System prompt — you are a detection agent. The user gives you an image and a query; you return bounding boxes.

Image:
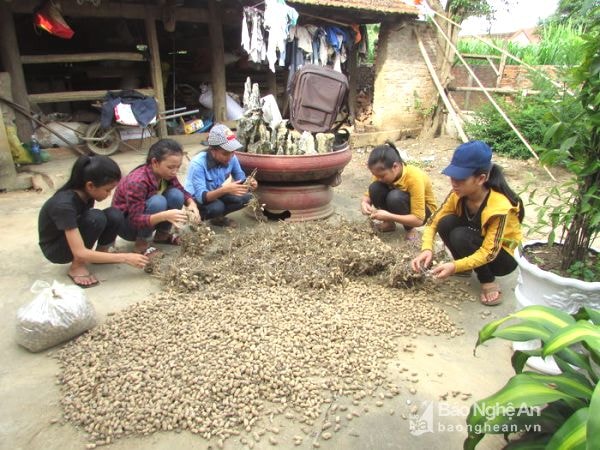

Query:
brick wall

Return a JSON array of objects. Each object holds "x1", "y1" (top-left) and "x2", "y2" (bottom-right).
[
  {"x1": 372, "y1": 21, "x2": 438, "y2": 130},
  {"x1": 450, "y1": 65, "x2": 558, "y2": 110}
]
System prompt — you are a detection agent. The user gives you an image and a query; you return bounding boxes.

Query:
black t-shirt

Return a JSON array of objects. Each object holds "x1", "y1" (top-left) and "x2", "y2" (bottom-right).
[
  {"x1": 38, "y1": 190, "x2": 92, "y2": 248},
  {"x1": 459, "y1": 191, "x2": 490, "y2": 232}
]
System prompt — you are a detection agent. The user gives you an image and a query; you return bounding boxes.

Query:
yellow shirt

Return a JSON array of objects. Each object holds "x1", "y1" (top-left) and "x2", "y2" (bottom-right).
[
  {"x1": 366, "y1": 164, "x2": 437, "y2": 221},
  {"x1": 421, "y1": 189, "x2": 522, "y2": 272}
]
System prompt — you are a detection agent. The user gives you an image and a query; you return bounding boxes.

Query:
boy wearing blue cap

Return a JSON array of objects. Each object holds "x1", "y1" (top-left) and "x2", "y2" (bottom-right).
[
  {"x1": 411, "y1": 141, "x2": 523, "y2": 305},
  {"x1": 185, "y1": 124, "x2": 257, "y2": 228}
]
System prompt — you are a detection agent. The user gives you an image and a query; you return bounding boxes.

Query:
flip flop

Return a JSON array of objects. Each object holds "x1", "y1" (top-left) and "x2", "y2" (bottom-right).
[
  {"x1": 480, "y1": 283, "x2": 502, "y2": 306},
  {"x1": 153, "y1": 234, "x2": 181, "y2": 245},
  {"x1": 68, "y1": 273, "x2": 99, "y2": 289}
]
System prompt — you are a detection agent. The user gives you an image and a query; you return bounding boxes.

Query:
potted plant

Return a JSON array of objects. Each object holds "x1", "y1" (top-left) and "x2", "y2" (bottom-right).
[
  {"x1": 464, "y1": 305, "x2": 600, "y2": 449},
  {"x1": 515, "y1": 14, "x2": 600, "y2": 316}
]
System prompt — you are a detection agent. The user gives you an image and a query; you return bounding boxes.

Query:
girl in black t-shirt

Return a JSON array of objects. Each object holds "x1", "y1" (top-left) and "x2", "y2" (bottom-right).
[{"x1": 38, "y1": 156, "x2": 149, "y2": 287}]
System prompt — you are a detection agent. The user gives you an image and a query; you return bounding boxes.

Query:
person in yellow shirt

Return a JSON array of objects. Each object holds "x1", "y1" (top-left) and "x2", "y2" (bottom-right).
[
  {"x1": 360, "y1": 142, "x2": 437, "y2": 241},
  {"x1": 411, "y1": 141, "x2": 523, "y2": 306}
]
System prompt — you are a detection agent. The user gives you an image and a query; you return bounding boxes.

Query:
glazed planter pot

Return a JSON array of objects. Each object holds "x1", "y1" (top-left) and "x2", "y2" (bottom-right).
[
  {"x1": 237, "y1": 145, "x2": 352, "y2": 221},
  {"x1": 513, "y1": 240, "x2": 600, "y2": 374},
  {"x1": 236, "y1": 145, "x2": 352, "y2": 183},
  {"x1": 253, "y1": 183, "x2": 334, "y2": 222}
]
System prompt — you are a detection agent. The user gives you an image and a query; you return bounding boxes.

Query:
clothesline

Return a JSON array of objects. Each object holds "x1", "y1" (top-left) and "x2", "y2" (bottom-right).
[{"x1": 299, "y1": 12, "x2": 352, "y2": 27}]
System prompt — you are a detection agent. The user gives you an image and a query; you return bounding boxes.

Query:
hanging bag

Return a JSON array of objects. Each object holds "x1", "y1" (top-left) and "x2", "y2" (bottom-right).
[{"x1": 289, "y1": 65, "x2": 348, "y2": 133}]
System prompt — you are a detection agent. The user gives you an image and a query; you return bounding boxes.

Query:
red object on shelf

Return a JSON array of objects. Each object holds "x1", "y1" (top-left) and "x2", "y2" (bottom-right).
[{"x1": 34, "y1": 1, "x2": 74, "y2": 39}]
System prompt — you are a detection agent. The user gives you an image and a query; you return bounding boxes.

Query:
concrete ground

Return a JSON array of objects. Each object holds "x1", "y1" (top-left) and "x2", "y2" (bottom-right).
[{"x1": 0, "y1": 143, "x2": 517, "y2": 450}]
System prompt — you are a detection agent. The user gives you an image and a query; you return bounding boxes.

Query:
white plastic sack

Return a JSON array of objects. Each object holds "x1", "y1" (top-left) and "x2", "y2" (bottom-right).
[
  {"x1": 15, "y1": 280, "x2": 97, "y2": 352},
  {"x1": 261, "y1": 94, "x2": 282, "y2": 130},
  {"x1": 114, "y1": 103, "x2": 157, "y2": 126},
  {"x1": 34, "y1": 122, "x2": 87, "y2": 147},
  {"x1": 198, "y1": 85, "x2": 244, "y2": 121}
]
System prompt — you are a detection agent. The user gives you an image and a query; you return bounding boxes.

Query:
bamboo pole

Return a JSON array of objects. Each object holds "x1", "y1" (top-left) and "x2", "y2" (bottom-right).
[
  {"x1": 429, "y1": 15, "x2": 556, "y2": 181},
  {"x1": 423, "y1": 1, "x2": 572, "y2": 95},
  {"x1": 21, "y1": 52, "x2": 146, "y2": 64},
  {"x1": 414, "y1": 31, "x2": 468, "y2": 143},
  {"x1": 450, "y1": 86, "x2": 540, "y2": 94}
]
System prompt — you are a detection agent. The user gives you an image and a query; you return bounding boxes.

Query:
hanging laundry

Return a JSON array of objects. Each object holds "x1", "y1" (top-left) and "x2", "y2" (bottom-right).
[
  {"x1": 241, "y1": 9, "x2": 251, "y2": 55},
  {"x1": 289, "y1": 25, "x2": 313, "y2": 56},
  {"x1": 244, "y1": 7, "x2": 266, "y2": 64},
  {"x1": 264, "y1": 0, "x2": 298, "y2": 72}
]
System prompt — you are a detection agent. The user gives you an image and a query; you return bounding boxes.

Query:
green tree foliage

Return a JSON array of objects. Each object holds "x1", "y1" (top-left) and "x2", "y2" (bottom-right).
[
  {"x1": 544, "y1": 0, "x2": 600, "y2": 32},
  {"x1": 538, "y1": 11, "x2": 600, "y2": 270}
]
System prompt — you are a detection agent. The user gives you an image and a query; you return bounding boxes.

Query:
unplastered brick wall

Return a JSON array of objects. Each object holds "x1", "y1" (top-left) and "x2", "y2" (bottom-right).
[
  {"x1": 451, "y1": 65, "x2": 558, "y2": 110},
  {"x1": 499, "y1": 65, "x2": 558, "y2": 89},
  {"x1": 372, "y1": 21, "x2": 438, "y2": 130}
]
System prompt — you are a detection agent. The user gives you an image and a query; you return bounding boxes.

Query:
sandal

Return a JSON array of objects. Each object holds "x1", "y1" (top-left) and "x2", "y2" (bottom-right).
[
  {"x1": 153, "y1": 233, "x2": 181, "y2": 246},
  {"x1": 480, "y1": 283, "x2": 502, "y2": 306},
  {"x1": 68, "y1": 273, "x2": 99, "y2": 289}
]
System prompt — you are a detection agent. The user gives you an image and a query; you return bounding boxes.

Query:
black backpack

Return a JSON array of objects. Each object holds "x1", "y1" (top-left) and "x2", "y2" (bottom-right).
[{"x1": 289, "y1": 65, "x2": 349, "y2": 133}]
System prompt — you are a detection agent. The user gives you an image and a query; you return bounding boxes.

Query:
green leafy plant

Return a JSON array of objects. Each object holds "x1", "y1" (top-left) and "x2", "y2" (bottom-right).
[
  {"x1": 528, "y1": 12, "x2": 600, "y2": 274},
  {"x1": 465, "y1": 305, "x2": 600, "y2": 449},
  {"x1": 457, "y1": 21, "x2": 586, "y2": 66},
  {"x1": 464, "y1": 90, "x2": 553, "y2": 159},
  {"x1": 464, "y1": 71, "x2": 560, "y2": 159}
]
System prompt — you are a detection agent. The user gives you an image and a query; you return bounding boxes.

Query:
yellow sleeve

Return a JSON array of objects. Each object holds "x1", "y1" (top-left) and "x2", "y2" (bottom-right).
[
  {"x1": 454, "y1": 215, "x2": 508, "y2": 272},
  {"x1": 406, "y1": 171, "x2": 427, "y2": 221},
  {"x1": 421, "y1": 192, "x2": 456, "y2": 252}
]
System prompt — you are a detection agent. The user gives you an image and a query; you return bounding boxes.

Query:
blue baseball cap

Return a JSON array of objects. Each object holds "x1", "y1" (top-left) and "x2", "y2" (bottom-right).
[{"x1": 442, "y1": 141, "x2": 492, "y2": 180}]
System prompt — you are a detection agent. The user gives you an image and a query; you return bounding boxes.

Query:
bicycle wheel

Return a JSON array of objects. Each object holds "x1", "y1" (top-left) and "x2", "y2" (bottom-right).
[{"x1": 84, "y1": 121, "x2": 120, "y2": 156}]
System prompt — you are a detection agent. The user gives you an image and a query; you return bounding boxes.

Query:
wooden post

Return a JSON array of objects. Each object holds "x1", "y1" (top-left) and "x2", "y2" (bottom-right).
[
  {"x1": 145, "y1": 13, "x2": 168, "y2": 138},
  {"x1": 415, "y1": 32, "x2": 468, "y2": 143},
  {"x1": 464, "y1": 73, "x2": 473, "y2": 110},
  {"x1": 0, "y1": 3, "x2": 33, "y2": 142},
  {"x1": 0, "y1": 107, "x2": 18, "y2": 191},
  {"x1": 347, "y1": 45, "x2": 358, "y2": 124},
  {"x1": 207, "y1": 0, "x2": 227, "y2": 123},
  {"x1": 497, "y1": 51, "x2": 507, "y2": 87}
]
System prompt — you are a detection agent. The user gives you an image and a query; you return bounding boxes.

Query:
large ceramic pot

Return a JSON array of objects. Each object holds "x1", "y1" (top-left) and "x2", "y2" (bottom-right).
[
  {"x1": 514, "y1": 240, "x2": 600, "y2": 313},
  {"x1": 236, "y1": 145, "x2": 352, "y2": 183},
  {"x1": 254, "y1": 183, "x2": 334, "y2": 222},
  {"x1": 513, "y1": 240, "x2": 600, "y2": 374}
]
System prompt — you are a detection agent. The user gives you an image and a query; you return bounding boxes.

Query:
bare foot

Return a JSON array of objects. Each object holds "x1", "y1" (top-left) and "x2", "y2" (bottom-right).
[{"x1": 405, "y1": 229, "x2": 419, "y2": 241}]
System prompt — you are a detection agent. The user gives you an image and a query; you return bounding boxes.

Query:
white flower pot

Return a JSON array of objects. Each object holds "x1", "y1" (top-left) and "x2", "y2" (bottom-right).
[{"x1": 513, "y1": 240, "x2": 600, "y2": 374}]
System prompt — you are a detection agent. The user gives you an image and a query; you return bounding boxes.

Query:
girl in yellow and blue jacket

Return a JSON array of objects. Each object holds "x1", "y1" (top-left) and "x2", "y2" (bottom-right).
[
  {"x1": 411, "y1": 141, "x2": 523, "y2": 306},
  {"x1": 361, "y1": 142, "x2": 437, "y2": 241}
]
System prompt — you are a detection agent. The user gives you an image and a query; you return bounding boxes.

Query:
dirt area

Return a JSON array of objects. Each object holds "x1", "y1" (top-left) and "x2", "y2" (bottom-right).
[{"x1": 0, "y1": 137, "x2": 563, "y2": 450}]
